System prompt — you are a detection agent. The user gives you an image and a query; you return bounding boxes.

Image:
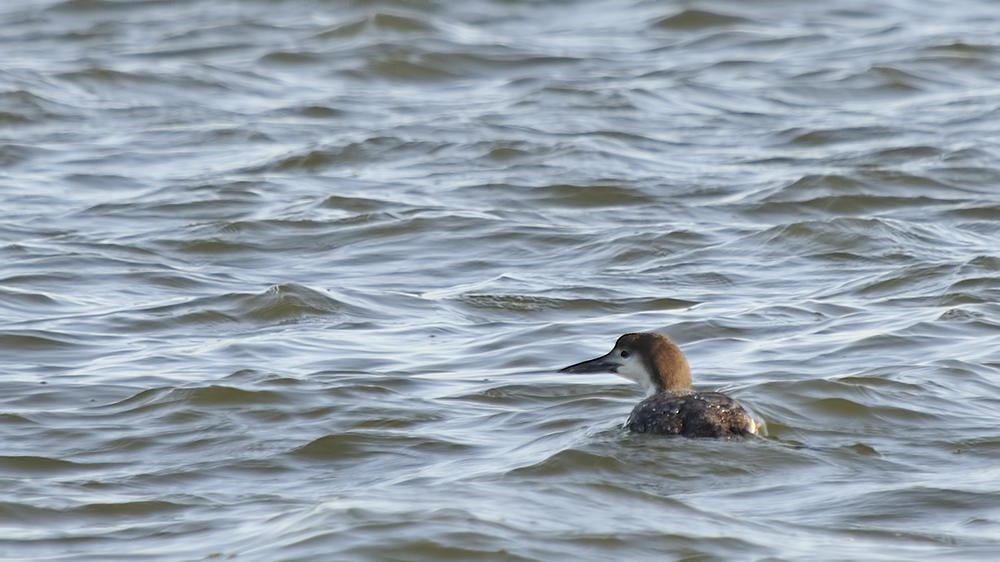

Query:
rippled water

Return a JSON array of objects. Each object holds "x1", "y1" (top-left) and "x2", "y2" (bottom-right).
[{"x1": 4, "y1": 0, "x2": 1000, "y2": 560}]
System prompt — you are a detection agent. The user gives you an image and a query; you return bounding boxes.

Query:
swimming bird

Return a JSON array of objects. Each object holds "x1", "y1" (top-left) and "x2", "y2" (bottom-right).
[{"x1": 559, "y1": 332, "x2": 757, "y2": 438}]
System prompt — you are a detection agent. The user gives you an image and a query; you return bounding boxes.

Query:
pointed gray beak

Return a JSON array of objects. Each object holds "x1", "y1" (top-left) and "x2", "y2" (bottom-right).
[{"x1": 559, "y1": 352, "x2": 620, "y2": 374}]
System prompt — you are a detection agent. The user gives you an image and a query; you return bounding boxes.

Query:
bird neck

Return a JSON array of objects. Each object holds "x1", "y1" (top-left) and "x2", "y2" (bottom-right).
[{"x1": 647, "y1": 340, "x2": 693, "y2": 393}]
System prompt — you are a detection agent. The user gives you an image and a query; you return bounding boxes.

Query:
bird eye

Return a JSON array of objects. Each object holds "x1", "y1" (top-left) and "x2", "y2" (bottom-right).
[{"x1": 620, "y1": 350, "x2": 630, "y2": 359}]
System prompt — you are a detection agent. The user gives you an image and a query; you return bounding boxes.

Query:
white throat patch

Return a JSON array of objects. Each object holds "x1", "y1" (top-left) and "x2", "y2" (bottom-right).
[{"x1": 613, "y1": 352, "x2": 658, "y2": 396}]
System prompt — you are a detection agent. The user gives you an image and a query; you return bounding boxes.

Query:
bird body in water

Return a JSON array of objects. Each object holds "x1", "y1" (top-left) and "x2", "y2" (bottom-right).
[{"x1": 559, "y1": 332, "x2": 757, "y2": 438}]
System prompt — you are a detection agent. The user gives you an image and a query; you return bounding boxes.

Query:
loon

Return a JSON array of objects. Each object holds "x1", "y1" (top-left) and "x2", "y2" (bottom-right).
[{"x1": 559, "y1": 332, "x2": 757, "y2": 438}]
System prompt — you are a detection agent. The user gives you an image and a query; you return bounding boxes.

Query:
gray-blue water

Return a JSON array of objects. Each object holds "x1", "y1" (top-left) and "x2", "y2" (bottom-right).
[{"x1": 3, "y1": 0, "x2": 1000, "y2": 560}]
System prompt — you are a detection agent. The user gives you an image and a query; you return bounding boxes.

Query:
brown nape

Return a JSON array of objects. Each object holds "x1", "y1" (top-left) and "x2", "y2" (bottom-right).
[{"x1": 617, "y1": 333, "x2": 693, "y2": 392}]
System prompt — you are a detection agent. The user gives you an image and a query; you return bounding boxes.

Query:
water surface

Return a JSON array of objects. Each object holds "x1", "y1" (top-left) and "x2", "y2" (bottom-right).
[{"x1": 3, "y1": 0, "x2": 1000, "y2": 560}]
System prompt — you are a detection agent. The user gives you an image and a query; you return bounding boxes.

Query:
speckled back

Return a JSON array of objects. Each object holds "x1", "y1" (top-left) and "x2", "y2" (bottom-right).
[{"x1": 625, "y1": 391, "x2": 756, "y2": 438}]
